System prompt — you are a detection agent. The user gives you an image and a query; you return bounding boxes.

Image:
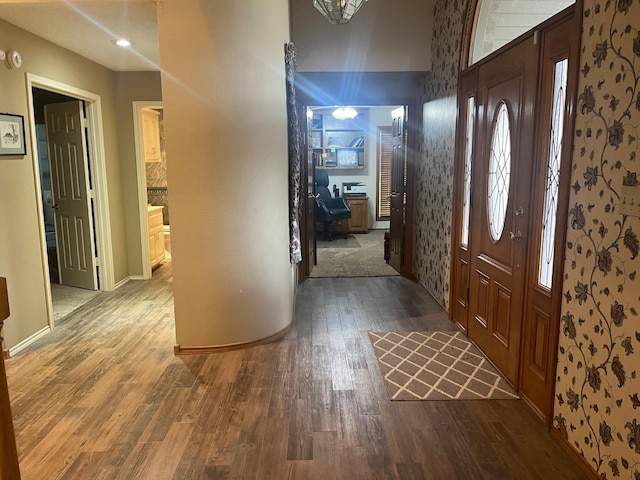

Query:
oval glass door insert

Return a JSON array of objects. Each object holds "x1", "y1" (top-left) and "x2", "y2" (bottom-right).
[{"x1": 487, "y1": 101, "x2": 511, "y2": 241}]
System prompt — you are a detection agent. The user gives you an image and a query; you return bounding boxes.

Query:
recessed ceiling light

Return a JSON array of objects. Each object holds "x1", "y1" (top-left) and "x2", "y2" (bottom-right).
[{"x1": 114, "y1": 39, "x2": 131, "y2": 47}]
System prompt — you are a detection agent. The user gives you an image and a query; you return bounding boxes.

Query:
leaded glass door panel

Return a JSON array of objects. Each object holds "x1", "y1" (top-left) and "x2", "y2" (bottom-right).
[{"x1": 468, "y1": 36, "x2": 538, "y2": 385}]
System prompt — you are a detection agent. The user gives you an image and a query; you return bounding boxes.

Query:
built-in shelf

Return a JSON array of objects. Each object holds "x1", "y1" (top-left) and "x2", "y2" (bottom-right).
[{"x1": 311, "y1": 112, "x2": 367, "y2": 169}]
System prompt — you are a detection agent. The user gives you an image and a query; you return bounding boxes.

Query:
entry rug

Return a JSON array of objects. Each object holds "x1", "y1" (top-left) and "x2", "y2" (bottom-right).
[{"x1": 368, "y1": 331, "x2": 519, "y2": 401}]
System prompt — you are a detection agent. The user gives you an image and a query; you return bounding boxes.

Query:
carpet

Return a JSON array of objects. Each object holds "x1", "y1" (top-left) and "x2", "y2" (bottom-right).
[
  {"x1": 317, "y1": 235, "x2": 361, "y2": 249},
  {"x1": 50, "y1": 283, "x2": 100, "y2": 322},
  {"x1": 311, "y1": 229, "x2": 399, "y2": 278},
  {"x1": 368, "y1": 331, "x2": 519, "y2": 401}
]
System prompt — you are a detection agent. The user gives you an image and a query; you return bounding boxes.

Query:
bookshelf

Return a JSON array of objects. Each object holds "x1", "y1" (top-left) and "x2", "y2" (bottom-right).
[{"x1": 311, "y1": 111, "x2": 366, "y2": 170}]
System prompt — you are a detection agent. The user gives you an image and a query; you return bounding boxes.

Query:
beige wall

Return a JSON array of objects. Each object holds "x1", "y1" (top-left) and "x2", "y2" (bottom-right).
[
  {"x1": 157, "y1": 0, "x2": 294, "y2": 348},
  {"x1": 0, "y1": 19, "x2": 146, "y2": 350},
  {"x1": 114, "y1": 71, "x2": 163, "y2": 276},
  {"x1": 291, "y1": 0, "x2": 434, "y2": 72}
]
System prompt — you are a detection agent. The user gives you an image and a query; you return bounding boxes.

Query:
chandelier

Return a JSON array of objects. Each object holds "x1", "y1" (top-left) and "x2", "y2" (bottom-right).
[
  {"x1": 332, "y1": 107, "x2": 358, "y2": 120},
  {"x1": 313, "y1": 0, "x2": 369, "y2": 25}
]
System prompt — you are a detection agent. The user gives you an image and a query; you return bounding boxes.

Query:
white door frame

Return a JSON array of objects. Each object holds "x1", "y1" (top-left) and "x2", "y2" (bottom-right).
[
  {"x1": 26, "y1": 73, "x2": 115, "y2": 328},
  {"x1": 132, "y1": 101, "x2": 163, "y2": 280}
]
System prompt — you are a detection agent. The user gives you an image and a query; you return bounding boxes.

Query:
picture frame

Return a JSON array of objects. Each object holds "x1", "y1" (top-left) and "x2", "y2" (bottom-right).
[
  {"x1": 0, "y1": 113, "x2": 27, "y2": 156},
  {"x1": 337, "y1": 149, "x2": 359, "y2": 167}
]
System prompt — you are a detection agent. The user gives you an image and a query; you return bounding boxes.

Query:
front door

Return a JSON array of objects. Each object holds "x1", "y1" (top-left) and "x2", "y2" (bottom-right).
[
  {"x1": 388, "y1": 107, "x2": 406, "y2": 273},
  {"x1": 467, "y1": 37, "x2": 538, "y2": 385},
  {"x1": 45, "y1": 101, "x2": 98, "y2": 291},
  {"x1": 456, "y1": 7, "x2": 578, "y2": 421}
]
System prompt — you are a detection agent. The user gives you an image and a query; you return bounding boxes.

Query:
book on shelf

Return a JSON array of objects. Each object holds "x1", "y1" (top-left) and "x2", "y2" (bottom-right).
[{"x1": 348, "y1": 136, "x2": 364, "y2": 148}]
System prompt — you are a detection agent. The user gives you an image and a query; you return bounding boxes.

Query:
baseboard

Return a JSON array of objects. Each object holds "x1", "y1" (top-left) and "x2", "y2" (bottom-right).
[
  {"x1": 550, "y1": 428, "x2": 599, "y2": 480},
  {"x1": 175, "y1": 322, "x2": 293, "y2": 355},
  {"x1": 126, "y1": 275, "x2": 145, "y2": 282},
  {"x1": 114, "y1": 276, "x2": 133, "y2": 289},
  {"x1": 8, "y1": 325, "x2": 51, "y2": 358}
]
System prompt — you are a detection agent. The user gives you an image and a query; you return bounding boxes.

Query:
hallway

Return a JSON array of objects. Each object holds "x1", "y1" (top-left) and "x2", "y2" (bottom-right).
[{"x1": 5, "y1": 264, "x2": 587, "y2": 479}]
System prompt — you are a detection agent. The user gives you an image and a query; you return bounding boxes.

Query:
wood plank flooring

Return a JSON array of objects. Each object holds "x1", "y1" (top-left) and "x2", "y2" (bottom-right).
[{"x1": 5, "y1": 263, "x2": 588, "y2": 479}]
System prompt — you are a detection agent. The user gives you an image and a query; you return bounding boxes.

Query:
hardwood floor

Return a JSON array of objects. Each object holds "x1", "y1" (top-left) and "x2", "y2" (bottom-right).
[{"x1": 5, "y1": 263, "x2": 588, "y2": 479}]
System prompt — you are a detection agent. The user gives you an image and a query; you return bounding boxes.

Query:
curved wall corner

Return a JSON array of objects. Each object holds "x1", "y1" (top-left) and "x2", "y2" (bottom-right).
[{"x1": 157, "y1": 0, "x2": 295, "y2": 349}]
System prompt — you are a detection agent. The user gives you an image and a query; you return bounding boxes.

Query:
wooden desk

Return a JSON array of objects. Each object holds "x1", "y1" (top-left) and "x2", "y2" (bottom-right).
[
  {"x1": 1, "y1": 277, "x2": 21, "y2": 479},
  {"x1": 346, "y1": 196, "x2": 368, "y2": 233}
]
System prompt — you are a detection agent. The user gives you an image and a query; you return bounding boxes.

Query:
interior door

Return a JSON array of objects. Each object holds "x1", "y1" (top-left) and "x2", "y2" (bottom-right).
[
  {"x1": 467, "y1": 37, "x2": 537, "y2": 385},
  {"x1": 388, "y1": 107, "x2": 406, "y2": 273},
  {"x1": 305, "y1": 110, "x2": 316, "y2": 277},
  {"x1": 45, "y1": 101, "x2": 98, "y2": 291}
]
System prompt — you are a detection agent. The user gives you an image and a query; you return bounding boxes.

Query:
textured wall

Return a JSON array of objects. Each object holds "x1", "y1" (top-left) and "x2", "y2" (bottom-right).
[
  {"x1": 553, "y1": 1, "x2": 640, "y2": 477},
  {"x1": 415, "y1": 0, "x2": 466, "y2": 309}
]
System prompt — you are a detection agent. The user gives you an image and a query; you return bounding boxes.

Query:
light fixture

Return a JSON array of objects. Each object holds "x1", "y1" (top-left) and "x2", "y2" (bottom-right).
[
  {"x1": 332, "y1": 106, "x2": 358, "y2": 120},
  {"x1": 313, "y1": 0, "x2": 369, "y2": 25},
  {"x1": 114, "y1": 38, "x2": 131, "y2": 47}
]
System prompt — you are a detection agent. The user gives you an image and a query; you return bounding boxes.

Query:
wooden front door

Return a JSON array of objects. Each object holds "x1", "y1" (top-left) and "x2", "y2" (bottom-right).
[
  {"x1": 388, "y1": 107, "x2": 406, "y2": 273},
  {"x1": 453, "y1": 6, "x2": 578, "y2": 421},
  {"x1": 467, "y1": 37, "x2": 538, "y2": 385}
]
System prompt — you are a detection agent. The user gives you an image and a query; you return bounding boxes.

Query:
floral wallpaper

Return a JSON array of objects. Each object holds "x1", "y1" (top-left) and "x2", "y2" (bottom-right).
[
  {"x1": 415, "y1": 0, "x2": 466, "y2": 309},
  {"x1": 419, "y1": 0, "x2": 640, "y2": 477},
  {"x1": 554, "y1": 1, "x2": 640, "y2": 478}
]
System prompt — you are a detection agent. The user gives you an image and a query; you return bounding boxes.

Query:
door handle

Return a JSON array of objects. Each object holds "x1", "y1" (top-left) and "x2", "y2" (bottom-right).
[
  {"x1": 515, "y1": 207, "x2": 524, "y2": 217},
  {"x1": 52, "y1": 204, "x2": 60, "y2": 210},
  {"x1": 308, "y1": 193, "x2": 320, "y2": 199},
  {"x1": 509, "y1": 230, "x2": 523, "y2": 241}
]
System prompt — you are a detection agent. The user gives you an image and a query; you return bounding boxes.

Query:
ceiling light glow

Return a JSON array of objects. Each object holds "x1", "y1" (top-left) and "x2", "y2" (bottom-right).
[{"x1": 115, "y1": 39, "x2": 131, "y2": 47}]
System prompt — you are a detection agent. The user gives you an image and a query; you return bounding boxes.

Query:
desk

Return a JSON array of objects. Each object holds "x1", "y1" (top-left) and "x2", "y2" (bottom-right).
[{"x1": 346, "y1": 196, "x2": 368, "y2": 233}]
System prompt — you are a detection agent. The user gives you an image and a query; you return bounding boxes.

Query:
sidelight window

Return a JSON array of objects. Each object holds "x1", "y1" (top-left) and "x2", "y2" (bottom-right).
[
  {"x1": 461, "y1": 96, "x2": 475, "y2": 248},
  {"x1": 538, "y1": 59, "x2": 568, "y2": 289}
]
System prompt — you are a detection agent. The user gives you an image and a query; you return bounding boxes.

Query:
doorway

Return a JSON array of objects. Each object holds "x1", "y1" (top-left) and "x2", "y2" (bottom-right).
[
  {"x1": 304, "y1": 104, "x2": 402, "y2": 279},
  {"x1": 32, "y1": 87, "x2": 101, "y2": 320},
  {"x1": 133, "y1": 102, "x2": 170, "y2": 279},
  {"x1": 26, "y1": 73, "x2": 115, "y2": 330},
  {"x1": 450, "y1": 6, "x2": 579, "y2": 422}
]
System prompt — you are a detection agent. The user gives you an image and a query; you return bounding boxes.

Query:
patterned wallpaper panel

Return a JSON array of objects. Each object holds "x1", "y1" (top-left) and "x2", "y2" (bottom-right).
[
  {"x1": 415, "y1": 0, "x2": 466, "y2": 310},
  {"x1": 553, "y1": 1, "x2": 640, "y2": 477},
  {"x1": 422, "y1": 0, "x2": 639, "y2": 477}
]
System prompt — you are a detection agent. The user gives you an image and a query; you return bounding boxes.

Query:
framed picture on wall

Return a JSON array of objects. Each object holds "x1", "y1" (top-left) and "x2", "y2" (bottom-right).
[{"x1": 0, "y1": 113, "x2": 27, "y2": 156}]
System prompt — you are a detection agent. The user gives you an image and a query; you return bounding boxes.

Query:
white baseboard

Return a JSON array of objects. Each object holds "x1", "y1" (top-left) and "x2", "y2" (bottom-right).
[
  {"x1": 127, "y1": 275, "x2": 145, "y2": 282},
  {"x1": 8, "y1": 325, "x2": 51, "y2": 357},
  {"x1": 114, "y1": 276, "x2": 133, "y2": 289}
]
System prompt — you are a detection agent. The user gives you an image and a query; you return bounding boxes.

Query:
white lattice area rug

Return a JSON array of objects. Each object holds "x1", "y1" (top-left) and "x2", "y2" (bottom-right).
[{"x1": 368, "y1": 331, "x2": 519, "y2": 401}]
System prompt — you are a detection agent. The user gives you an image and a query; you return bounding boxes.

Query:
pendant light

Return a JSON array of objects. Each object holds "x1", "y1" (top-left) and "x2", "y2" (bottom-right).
[{"x1": 313, "y1": 0, "x2": 369, "y2": 25}]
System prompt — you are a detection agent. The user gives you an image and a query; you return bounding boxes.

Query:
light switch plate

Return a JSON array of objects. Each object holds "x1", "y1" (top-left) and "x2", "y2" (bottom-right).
[{"x1": 620, "y1": 184, "x2": 640, "y2": 218}]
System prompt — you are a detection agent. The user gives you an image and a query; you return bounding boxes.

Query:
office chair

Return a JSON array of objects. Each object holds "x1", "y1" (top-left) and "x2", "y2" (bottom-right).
[{"x1": 314, "y1": 169, "x2": 351, "y2": 241}]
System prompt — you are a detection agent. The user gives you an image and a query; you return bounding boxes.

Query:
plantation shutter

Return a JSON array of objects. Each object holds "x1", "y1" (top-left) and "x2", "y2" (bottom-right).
[{"x1": 377, "y1": 126, "x2": 393, "y2": 219}]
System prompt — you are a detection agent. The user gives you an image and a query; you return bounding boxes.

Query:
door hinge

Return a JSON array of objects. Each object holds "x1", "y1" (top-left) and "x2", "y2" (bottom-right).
[
  {"x1": 466, "y1": 287, "x2": 470, "y2": 303},
  {"x1": 88, "y1": 189, "x2": 95, "y2": 199},
  {"x1": 95, "y1": 257, "x2": 101, "y2": 266}
]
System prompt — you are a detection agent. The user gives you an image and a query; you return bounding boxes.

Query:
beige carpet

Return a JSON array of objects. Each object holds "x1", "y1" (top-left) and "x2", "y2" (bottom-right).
[
  {"x1": 50, "y1": 283, "x2": 101, "y2": 322},
  {"x1": 311, "y1": 229, "x2": 399, "y2": 278},
  {"x1": 369, "y1": 331, "x2": 519, "y2": 401}
]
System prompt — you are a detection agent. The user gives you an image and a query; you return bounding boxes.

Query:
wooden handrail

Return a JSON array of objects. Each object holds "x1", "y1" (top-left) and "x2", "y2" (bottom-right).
[{"x1": 0, "y1": 277, "x2": 21, "y2": 480}]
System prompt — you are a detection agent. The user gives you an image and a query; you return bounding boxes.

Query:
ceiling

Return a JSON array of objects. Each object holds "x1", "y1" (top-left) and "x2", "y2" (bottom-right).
[{"x1": 0, "y1": 1, "x2": 160, "y2": 71}]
